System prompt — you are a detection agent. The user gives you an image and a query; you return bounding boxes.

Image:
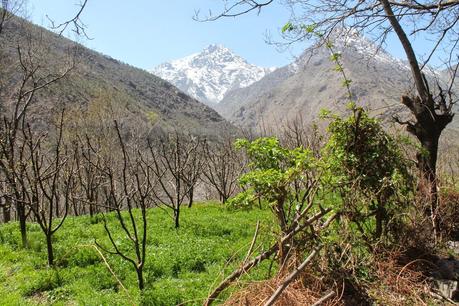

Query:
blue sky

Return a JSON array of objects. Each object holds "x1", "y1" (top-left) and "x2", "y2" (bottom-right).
[
  {"x1": 28, "y1": 0, "x2": 304, "y2": 70},
  {"x1": 27, "y1": 0, "x2": 445, "y2": 71}
]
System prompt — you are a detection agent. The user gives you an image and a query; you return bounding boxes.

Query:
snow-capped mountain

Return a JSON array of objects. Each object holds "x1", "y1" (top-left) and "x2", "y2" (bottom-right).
[{"x1": 151, "y1": 44, "x2": 275, "y2": 105}]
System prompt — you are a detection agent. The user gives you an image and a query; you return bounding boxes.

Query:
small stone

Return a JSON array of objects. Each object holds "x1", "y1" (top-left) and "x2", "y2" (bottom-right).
[
  {"x1": 435, "y1": 279, "x2": 458, "y2": 301},
  {"x1": 447, "y1": 241, "x2": 459, "y2": 254}
]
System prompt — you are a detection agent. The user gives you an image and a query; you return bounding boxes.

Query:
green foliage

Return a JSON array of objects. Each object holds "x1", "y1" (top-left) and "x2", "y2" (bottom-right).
[
  {"x1": 231, "y1": 137, "x2": 314, "y2": 208},
  {"x1": 145, "y1": 111, "x2": 159, "y2": 124},
  {"x1": 323, "y1": 108, "x2": 409, "y2": 192},
  {"x1": 281, "y1": 22, "x2": 295, "y2": 33},
  {"x1": 322, "y1": 108, "x2": 411, "y2": 239}
]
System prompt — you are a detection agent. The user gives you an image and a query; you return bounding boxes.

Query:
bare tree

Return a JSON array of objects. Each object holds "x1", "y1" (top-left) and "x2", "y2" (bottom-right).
[
  {"x1": 148, "y1": 131, "x2": 200, "y2": 228},
  {"x1": 0, "y1": 0, "x2": 25, "y2": 36},
  {"x1": 202, "y1": 138, "x2": 245, "y2": 204},
  {"x1": 73, "y1": 136, "x2": 103, "y2": 217},
  {"x1": 15, "y1": 112, "x2": 76, "y2": 266},
  {"x1": 183, "y1": 137, "x2": 204, "y2": 208},
  {"x1": 94, "y1": 122, "x2": 154, "y2": 291},
  {"x1": 0, "y1": 0, "x2": 90, "y2": 239},
  {"x1": 197, "y1": 0, "x2": 458, "y2": 232},
  {"x1": 0, "y1": 41, "x2": 72, "y2": 246}
]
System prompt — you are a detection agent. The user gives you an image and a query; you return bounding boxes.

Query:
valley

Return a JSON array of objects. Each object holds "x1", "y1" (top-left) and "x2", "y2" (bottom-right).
[{"x1": 0, "y1": 2, "x2": 458, "y2": 305}]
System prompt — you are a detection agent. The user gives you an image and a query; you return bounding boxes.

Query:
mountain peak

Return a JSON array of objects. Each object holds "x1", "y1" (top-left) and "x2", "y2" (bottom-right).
[
  {"x1": 151, "y1": 45, "x2": 275, "y2": 104},
  {"x1": 204, "y1": 44, "x2": 227, "y2": 52}
]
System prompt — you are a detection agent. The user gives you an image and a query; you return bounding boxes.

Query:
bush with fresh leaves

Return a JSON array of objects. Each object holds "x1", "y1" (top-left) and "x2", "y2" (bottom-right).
[
  {"x1": 322, "y1": 107, "x2": 411, "y2": 240},
  {"x1": 230, "y1": 137, "x2": 317, "y2": 235}
]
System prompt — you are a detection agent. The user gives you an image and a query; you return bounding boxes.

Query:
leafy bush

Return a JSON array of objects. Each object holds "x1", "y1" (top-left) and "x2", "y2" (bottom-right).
[
  {"x1": 322, "y1": 107, "x2": 412, "y2": 240},
  {"x1": 230, "y1": 137, "x2": 316, "y2": 234}
]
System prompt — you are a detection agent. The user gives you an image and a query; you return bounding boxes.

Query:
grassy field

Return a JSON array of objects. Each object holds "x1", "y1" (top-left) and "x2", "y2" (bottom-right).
[{"x1": 0, "y1": 203, "x2": 275, "y2": 305}]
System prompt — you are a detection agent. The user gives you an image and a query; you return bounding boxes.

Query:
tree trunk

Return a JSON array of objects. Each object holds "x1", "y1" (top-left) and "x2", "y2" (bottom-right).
[
  {"x1": 187, "y1": 186, "x2": 194, "y2": 208},
  {"x1": 275, "y1": 190, "x2": 289, "y2": 265},
  {"x1": 174, "y1": 207, "x2": 180, "y2": 229},
  {"x1": 17, "y1": 203, "x2": 27, "y2": 248},
  {"x1": 416, "y1": 125, "x2": 441, "y2": 232},
  {"x1": 380, "y1": 0, "x2": 454, "y2": 235},
  {"x1": 374, "y1": 202, "x2": 386, "y2": 239},
  {"x1": 2, "y1": 197, "x2": 11, "y2": 223},
  {"x1": 136, "y1": 267, "x2": 144, "y2": 290},
  {"x1": 46, "y1": 233, "x2": 54, "y2": 266},
  {"x1": 89, "y1": 198, "x2": 94, "y2": 218}
]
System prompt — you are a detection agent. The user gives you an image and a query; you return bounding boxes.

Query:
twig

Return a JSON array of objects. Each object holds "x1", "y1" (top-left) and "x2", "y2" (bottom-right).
[
  {"x1": 263, "y1": 246, "x2": 322, "y2": 306},
  {"x1": 203, "y1": 208, "x2": 331, "y2": 306},
  {"x1": 311, "y1": 290, "x2": 337, "y2": 306},
  {"x1": 243, "y1": 221, "x2": 260, "y2": 264},
  {"x1": 81, "y1": 244, "x2": 132, "y2": 300}
]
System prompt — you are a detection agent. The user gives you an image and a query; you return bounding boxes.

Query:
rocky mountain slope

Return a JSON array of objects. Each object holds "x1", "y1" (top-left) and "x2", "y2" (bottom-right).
[
  {"x1": 0, "y1": 17, "x2": 234, "y2": 139},
  {"x1": 151, "y1": 44, "x2": 274, "y2": 105},
  {"x1": 216, "y1": 31, "x2": 458, "y2": 133}
]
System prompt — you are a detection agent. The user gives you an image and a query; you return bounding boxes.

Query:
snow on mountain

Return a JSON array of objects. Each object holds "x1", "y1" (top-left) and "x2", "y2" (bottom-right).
[
  {"x1": 151, "y1": 44, "x2": 275, "y2": 105},
  {"x1": 332, "y1": 29, "x2": 411, "y2": 71}
]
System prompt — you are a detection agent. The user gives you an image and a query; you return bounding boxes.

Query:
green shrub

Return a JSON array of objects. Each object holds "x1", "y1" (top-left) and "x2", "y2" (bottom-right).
[{"x1": 322, "y1": 107, "x2": 412, "y2": 240}]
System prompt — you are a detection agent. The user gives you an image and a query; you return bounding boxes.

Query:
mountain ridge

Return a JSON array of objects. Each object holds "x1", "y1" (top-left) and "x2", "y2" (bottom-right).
[
  {"x1": 151, "y1": 44, "x2": 275, "y2": 105},
  {"x1": 0, "y1": 16, "x2": 235, "y2": 139},
  {"x1": 216, "y1": 31, "x2": 458, "y2": 133}
]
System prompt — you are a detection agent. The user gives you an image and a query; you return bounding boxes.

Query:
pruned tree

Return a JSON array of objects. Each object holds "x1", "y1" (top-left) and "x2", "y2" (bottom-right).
[
  {"x1": 15, "y1": 111, "x2": 76, "y2": 266},
  {"x1": 202, "y1": 138, "x2": 245, "y2": 204},
  {"x1": 0, "y1": 41, "x2": 72, "y2": 246},
  {"x1": 94, "y1": 122, "x2": 154, "y2": 291},
  {"x1": 148, "y1": 131, "x2": 201, "y2": 228},
  {"x1": 73, "y1": 136, "x2": 103, "y2": 217},
  {"x1": 197, "y1": 0, "x2": 458, "y2": 233},
  {"x1": 0, "y1": 0, "x2": 89, "y2": 245},
  {"x1": 183, "y1": 137, "x2": 204, "y2": 208}
]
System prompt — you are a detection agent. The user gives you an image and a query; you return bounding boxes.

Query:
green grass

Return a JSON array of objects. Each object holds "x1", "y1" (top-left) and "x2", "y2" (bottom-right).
[{"x1": 0, "y1": 202, "x2": 275, "y2": 305}]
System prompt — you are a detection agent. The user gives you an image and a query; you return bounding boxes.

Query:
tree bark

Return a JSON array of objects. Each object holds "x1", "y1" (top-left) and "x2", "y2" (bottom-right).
[
  {"x1": 188, "y1": 186, "x2": 194, "y2": 208},
  {"x1": 174, "y1": 208, "x2": 180, "y2": 229},
  {"x1": 2, "y1": 197, "x2": 11, "y2": 223},
  {"x1": 380, "y1": 0, "x2": 454, "y2": 233},
  {"x1": 46, "y1": 233, "x2": 54, "y2": 266},
  {"x1": 17, "y1": 202, "x2": 27, "y2": 248},
  {"x1": 136, "y1": 268, "x2": 144, "y2": 290}
]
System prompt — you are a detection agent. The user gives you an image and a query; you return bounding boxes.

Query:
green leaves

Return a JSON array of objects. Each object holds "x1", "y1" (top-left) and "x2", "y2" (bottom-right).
[
  {"x1": 281, "y1": 22, "x2": 295, "y2": 33},
  {"x1": 282, "y1": 22, "x2": 318, "y2": 35},
  {"x1": 231, "y1": 137, "x2": 314, "y2": 209}
]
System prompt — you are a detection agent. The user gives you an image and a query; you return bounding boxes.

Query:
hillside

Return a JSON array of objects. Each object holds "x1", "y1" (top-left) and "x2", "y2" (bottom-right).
[
  {"x1": 216, "y1": 31, "x2": 459, "y2": 134},
  {"x1": 0, "y1": 17, "x2": 234, "y2": 139}
]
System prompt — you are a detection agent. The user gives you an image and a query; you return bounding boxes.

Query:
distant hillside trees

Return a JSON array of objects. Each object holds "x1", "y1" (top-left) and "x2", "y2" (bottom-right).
[{"x1": 202, "y1": 138, "x2": 245, "y2": 204}]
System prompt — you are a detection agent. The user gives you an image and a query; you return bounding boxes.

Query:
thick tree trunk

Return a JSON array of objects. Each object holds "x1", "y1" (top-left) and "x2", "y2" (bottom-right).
[
  {"x1": 400, "y1": 95, "x2": 452, "y2": 233},
  {"x1": 46, "y1": 233, "x2": 54, "y2": 266},
  {"x1": 416, "y1": 125, "x2": 441, "y2": 232},
  {"x1": 380, "y1": 0, "x2": 454, "y2": 235}
]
